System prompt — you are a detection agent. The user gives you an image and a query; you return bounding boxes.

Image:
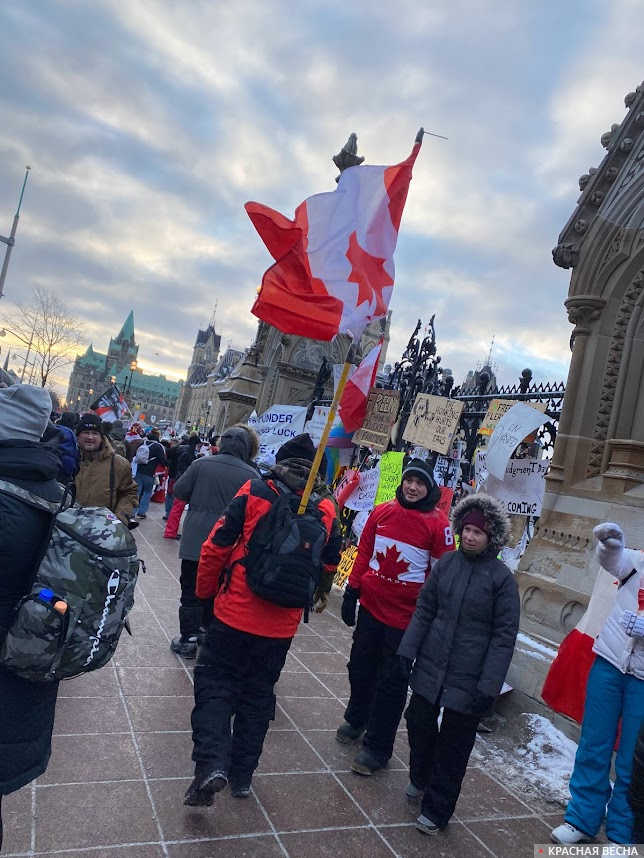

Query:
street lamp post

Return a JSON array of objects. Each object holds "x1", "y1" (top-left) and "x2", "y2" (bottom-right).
[
  {"x1": 0, "y1": 166, "x2": 31, "y2": 301},
  {"x1": 125, "y1": 360, "x2": 137, "y2": 397},
  {"x1": 0, "y1": 323, "x2": 37, "y2": 383}
]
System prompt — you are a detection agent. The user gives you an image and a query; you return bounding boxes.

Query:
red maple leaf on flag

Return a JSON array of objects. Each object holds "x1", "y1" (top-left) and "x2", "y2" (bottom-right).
[
  {"x1": 374, "y1": 544, "x2": 410, "y2": 581},
  {"x1": 345, "y1": 230, "x2": 393, "y2": 316}
]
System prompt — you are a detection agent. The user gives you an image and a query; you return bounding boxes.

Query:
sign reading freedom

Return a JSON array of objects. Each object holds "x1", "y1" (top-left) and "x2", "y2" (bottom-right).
[
  {"x1": 353, "y1": 388, "x2": 400, "y2": 451},
  {"x1": 402, "y1": 394, "x2": 464, "y2": 455}
]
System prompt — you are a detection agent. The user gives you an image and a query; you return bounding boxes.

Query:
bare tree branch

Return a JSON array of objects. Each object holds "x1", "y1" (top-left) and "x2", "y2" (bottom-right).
[{"x1": 1, "y1": 284, "x2": 86, "y2": 388}]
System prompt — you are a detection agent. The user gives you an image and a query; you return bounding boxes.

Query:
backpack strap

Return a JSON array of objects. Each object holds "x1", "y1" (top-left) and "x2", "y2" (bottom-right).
[
  {"x1": 619, "y1": 568, "x2": 638, "y2": 588},
  {"x1": 109, "y1": 454, "x2": 115, "y2": 511}
]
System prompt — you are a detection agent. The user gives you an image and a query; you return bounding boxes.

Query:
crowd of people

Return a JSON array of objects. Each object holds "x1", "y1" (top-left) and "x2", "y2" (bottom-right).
[{"x1": 0, "y1": 382, "x2": 642, "y2": 849}]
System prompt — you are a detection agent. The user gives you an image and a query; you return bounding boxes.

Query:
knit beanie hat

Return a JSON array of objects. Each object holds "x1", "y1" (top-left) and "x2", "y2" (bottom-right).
[
  {"x1": 461, "y1": 508, "x2": 491, "y2": 534},
  {"x1": 76, "y1": 413, "x2": 104, "y2": 436},
  {"x1": 401, "y1": 458, "x2": 437, "y2": 492},
  {"x1": 0, "y1": 384, "x2": 52, "y2": 443},
  {"x1": 276, "y1": 433, "x2": 316, "y2": 463}
]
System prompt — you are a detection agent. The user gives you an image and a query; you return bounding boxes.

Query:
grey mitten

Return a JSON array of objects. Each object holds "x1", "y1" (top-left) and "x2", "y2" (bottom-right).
[{"x1": 593, "y1": 522, "x2": 624, "y2": 550}]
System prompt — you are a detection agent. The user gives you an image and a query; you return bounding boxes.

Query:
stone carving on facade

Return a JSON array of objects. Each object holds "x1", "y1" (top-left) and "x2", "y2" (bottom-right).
[
  {"x1": 291, "y1": 339, "x2": 331, "y2": 370},
  {"x1": 553, "y1": 242, "x2": 580, "y2": 269},
  {"x1": 619, "y1": 137, "x2": 634, "y2": 154},
  {"x1": 522, "y1": 587, "x2": 546, "y2": 624},
  {"x1": 601, "y1": 228, "x2": 626, "y2": 269},
  {"x1": 565, "y1": 298, "x2": 604, "y2": 335},
  {"x1": 578, "y1": 167, "x2": 597, "y2": 191},
  {"x1": 561, "y1": 600, "x2": 585, "y2": 634},
  {"x1": 601, "y1": 123, "x2": 620, "y2": 149},
  {"x1": 586, "y1": 270, "x2": 644, "y2": 477},
  {"x1": 574, "y1": 219, "x2": 588, "y2": 234}
]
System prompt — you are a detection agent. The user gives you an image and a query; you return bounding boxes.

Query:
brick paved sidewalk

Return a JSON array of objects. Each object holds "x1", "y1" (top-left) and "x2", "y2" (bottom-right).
[{"x1": 3, "y1": 502, "x2": 564, "y2": 857}]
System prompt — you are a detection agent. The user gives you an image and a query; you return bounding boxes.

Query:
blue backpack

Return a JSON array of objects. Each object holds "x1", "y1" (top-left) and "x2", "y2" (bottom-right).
[{"x1": 56, "y1": 425, "x2": 80, "y2": 482}]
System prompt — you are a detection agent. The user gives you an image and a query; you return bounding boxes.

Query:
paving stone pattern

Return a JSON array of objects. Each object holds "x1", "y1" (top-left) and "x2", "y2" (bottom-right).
[{"x1": 4, "y1": 503, "x2": 559, "y2": 857}]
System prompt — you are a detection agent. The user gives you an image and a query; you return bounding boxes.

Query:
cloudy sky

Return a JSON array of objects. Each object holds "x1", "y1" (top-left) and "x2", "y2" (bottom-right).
[{"x1": 0, "y1": 0, "x2": 642, "y2": 393}]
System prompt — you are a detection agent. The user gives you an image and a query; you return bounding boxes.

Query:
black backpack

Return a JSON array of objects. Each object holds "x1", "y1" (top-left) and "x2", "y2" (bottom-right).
[{"x1": 241, "y1": 481, "x2": 328, "y2": 619}]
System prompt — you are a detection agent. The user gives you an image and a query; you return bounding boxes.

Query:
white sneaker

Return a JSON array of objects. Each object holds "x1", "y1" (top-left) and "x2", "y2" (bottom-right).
[{"x1": 550, "y1": 822, "x2": 591, "y2": 844}]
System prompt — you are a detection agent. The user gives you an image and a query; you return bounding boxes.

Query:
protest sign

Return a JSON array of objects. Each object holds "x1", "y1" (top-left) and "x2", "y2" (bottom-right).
[
  {"x1": 479, "y1": 399, "x2": 547, "y2": 437},
  {"x1": 352, "y1": 388, "x2": 400, "y2": 451},
  {"x1": 334, "y1": 363, "x2": 356, "y2": 394},
  {"x1": 477, "y1": 453, "x2": 548, "y2": 516},
  {"x1": 434, "y1": 438, "x2": 463, "y2": 489},
  {"x1": 248, "y1": 404, "x2": 307, "y2": 467},
  {"x1": 334, "y1": 544, "x2": 358, "y2": 589},
  {"x1": 436, "y1": 486, "x2": 454, "y2": 517},
  {"x1": 351, "y1": 510, "x2": 370, "y2": 541},
  {"x1": 374, "y1": 451, "x2": 404, "y2": 506},
  {"x1": 344, "y1": 465, "x2": 381, "y2": 511},
  {"x1": 485, "y1": 403, "x2": 549, "y2": 480},
  {"x1": 402, "y1": 394, "x2": 464, "y2": 455},
  {"x1": 304, "y1": 406, "x2": 331, "y2": 446}
]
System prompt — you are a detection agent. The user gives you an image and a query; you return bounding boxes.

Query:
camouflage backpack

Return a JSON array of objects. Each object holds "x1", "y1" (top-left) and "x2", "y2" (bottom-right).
[{"x1": 0, "y1": 479, "x2": 143, "y2": 682}]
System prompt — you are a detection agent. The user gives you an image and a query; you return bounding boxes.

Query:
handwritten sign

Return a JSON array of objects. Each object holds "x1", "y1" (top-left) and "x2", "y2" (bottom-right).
[
  {"x1": 352, "y1": 388, "x2": 400, "y2": 451},
  {"x1": 402, "y1": 394, "x2": 464, "y2": 455},
  {"x1": 304, "y1": 406, "x2": 331, "y2": 446},
  {"x1": 434, "y1": 438, "x2": 463, "y2": 489},
  {"x1": 344, "y1": 465, "x2": 381, "y2": 511},
  {"x1": 477, "y1": 453, "x2": 548, "y2": 516},
  {"x1": 436, "y1": 486, "x2": 454, "y2": 517},
  {"x1": 479, "y1": 399, "x2": 547, "y2": 437},
  {"x1": 334, "y1": 545, "x2": 358, "y2": 589},
  {"x1": 375, "y1": 451, "x2": 404, "y2": 506},
  {"x1": 486, "y1": 403, "x2": 549, "y2": 480},
  {"x1": 248, "y1": 405, "x2": 307, "y2": 467}
]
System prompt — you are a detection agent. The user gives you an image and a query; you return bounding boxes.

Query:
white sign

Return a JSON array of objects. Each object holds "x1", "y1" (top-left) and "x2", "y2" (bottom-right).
[
  {"x1": 402, "y1": 394, "x2": 464, "y2": 455},
  {"x1": 478, "y1": 454, "x2": 548, "y2": 517},
  {"x1": 304, "y1": 406, "x2": 331, "y2": 446},
  {"x1": 344, "y1": 465, "x2": 381, "y2": 511},
  {"x1": 333, "y1": 363, "x2": 356, "y2": 394},
  {"x1": 434, "y1": 438, "x2": 463, "y2": 489},
  {"x1": 248, "y1": 405, "x2": 307, "y2": 467},
  {"x1": 486, "y1": 403, "x2": 549, "y2": 480},
  {"x1": 351, "y1": 510, "x2": 370, "y2": 541}
]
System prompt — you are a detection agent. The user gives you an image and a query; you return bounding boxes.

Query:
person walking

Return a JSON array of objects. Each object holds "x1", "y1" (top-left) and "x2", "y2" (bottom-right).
[
  {"x1": 133, "y1": 427, "x2": 167, "y2": 519},
  {"x1": 163, "y1": 433, "x2": 200, "y2": 539},
  {"x1": 169, "y1": 425, "x2": 259, "y2": 658},
  {"x1": 551, "y1": 522, "x2": 644, "y2": 846},
  {"x1": 397, "y1": 493, "x2": 519, "y2": 835},
  {"x1": 0, "y1": 385, "x2": 66, "y2": 850},
  {"x1": 337, "y1": 458, "x2": 455, "y2": 776},
  {"x1": 184, "y1": 433, "x2": 341, "y2": 807},
  {"x1": 74, "y1": 413, "x2": 139, "y2": 526}
]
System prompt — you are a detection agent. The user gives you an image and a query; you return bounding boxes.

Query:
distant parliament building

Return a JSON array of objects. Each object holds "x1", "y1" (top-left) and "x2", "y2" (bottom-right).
[{"x1": 66, "y1": 312, "x2": 181, "y2": 424}]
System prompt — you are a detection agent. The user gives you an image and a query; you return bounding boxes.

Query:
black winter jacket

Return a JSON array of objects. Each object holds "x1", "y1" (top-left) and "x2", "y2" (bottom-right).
[
  {"x1": 0, "y1": 441, "x2": 63, "y2": 795},
  {"x1": 397, "y1": 546, "x2": 520, "y2": 716}
]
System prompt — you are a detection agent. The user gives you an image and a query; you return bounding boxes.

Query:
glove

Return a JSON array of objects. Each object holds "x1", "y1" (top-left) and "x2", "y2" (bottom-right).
[
  {"x1": 593, "y1": 522, "x2": 624, "y2": 550},
  {"x1": 341, "y1": 585, "x2": 360, "y2": 627},
  {"x1": 620, "y1": 610, "x2": 644, "y2": 638},
  {"x1": 313, "y1": 590, "x2": 329, "y2": 614},
  {"x1": 399, "y1": 656, "x2": 414, "y2": 682},
  {"x1": 470, "y1": 691, "x2": 495, "y2": 718}
]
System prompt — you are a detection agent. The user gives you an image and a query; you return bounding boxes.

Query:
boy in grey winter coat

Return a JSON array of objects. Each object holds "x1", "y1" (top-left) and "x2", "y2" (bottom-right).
[{"x1": 397, "y1": 494, "x2": 519, "y2": 835}]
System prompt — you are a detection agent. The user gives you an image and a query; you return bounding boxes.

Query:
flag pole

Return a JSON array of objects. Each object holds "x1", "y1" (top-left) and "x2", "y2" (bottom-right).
[{"x1": 297, "y1": 337, "x2": 359, "y2": 515}]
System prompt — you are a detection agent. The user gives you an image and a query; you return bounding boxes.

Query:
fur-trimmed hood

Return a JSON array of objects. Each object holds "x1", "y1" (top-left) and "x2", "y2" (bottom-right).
[
  {"x1": 451, "y1": 493, "x2": 511, "y2": 549},
  {"x1": 219, "y1": 423, "x2": 259, "y2": 463}
]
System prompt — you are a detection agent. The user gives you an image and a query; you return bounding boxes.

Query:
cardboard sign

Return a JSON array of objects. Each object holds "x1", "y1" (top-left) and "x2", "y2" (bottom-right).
[
  {"x1": 477, "y1": 453, "x2": 548, "y2": 516},
  {"x1": 479, "y1": 399, "x2": 547, "y2": 437},
  {"x1": 248, "y1": 405, "x2": 307, "y2": 467},
  {"x1": 352, "y1": 388, "x2": 400, "y2": 451},
  {"x1": 436, "y1": 486, "x2": 454, "y2": 517},
  {"x1": 344, "y1": 465, "x2": 381, "y2": 511},
  {"x1": 334, "y1": 545, "x2": 358, "y2": 589},
  {"x1": 486, "y1": 403, "x2": 549, "y2": 480},
  {"x1": 304, "y1": 406, "x2": 331, "y2": 446},
  {"x1": 374, "y1": 451, "x2": 404, "y2": 506},
  {"x1": 402, "y1": 394, "x2": 464, "y2": 455}
]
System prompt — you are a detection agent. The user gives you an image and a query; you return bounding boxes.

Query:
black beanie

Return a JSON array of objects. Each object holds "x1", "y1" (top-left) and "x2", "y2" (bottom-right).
[
  {"x1": 401, "y1": 457, "x2": 436, "y2": 491},
  {"x1": 276, "y1": 433, "x2": 315, "y2": 464},
  {"x1": 76, "y1": 413, "x2": 104, "y2": 436}
]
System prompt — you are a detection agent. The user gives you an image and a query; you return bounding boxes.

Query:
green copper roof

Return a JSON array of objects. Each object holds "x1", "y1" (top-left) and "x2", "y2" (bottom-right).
[
  {"x1": 114, "y1": 367, "x2": 181, "y2": 396},
  {"x1": 117, "y1": 311, "x2": 135, "y2": 341},
  {"x1": 78, "y1": 344, "x2": 107, "y2": 371}
]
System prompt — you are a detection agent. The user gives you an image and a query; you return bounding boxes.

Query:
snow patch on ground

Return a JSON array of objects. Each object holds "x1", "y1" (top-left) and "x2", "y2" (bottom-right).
[{"x1": 472, "y1": 712, "x2": 577, "y2": 810}]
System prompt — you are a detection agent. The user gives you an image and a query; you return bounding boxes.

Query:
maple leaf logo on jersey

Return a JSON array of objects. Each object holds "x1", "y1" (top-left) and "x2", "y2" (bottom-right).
[{"x1": 374, "y1": 544, "x2": 410, "y2": 581}]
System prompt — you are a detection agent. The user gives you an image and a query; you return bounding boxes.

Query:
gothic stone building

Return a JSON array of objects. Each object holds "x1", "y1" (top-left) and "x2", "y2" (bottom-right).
[{"x1": 66, "y1": 311, "x2": 181, "y2": 424}]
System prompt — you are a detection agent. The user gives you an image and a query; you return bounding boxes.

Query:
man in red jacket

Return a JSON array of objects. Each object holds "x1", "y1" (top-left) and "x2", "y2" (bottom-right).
[
  {"x1": 337, "y1": 458, "x2": 454, "y2": 776},
  {"x1": 184, "y1": 434, "x2": 341, "y2": 808}
]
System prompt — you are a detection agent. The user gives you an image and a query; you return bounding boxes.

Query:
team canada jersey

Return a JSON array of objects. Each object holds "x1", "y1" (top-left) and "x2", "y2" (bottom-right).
[{"x1": 348, "y1": 498, "x2": 454, "y2": 630}]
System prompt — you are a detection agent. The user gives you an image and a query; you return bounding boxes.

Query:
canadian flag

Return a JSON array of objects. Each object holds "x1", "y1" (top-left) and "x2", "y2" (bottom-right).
[
  {"x1": 246, "y1": 133, "x2": 422, "y2": 341},
  {"x1": 338, "y1": 341, "x2": 382, "y2": 432}
]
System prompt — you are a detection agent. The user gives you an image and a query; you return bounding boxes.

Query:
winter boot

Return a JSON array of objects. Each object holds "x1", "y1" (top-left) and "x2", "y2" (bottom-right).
[
  {"x1": 335, "y1": 722, "x2": 365, "y2": 744},
  {"x1": 183, "y1": 767, "x2": 227, "y2": 807},
  {"x1": 550, "y1": 822, "x2": 592, "y2": 844},
  {"x1": 170, "y1": 635, "x2": 198, "y2": 658},
  {"x1": 350, "y1": 749, "x2": 384, "y2": 776}
]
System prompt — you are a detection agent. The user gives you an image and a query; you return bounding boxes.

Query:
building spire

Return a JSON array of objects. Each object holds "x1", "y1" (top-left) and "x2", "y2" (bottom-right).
[
  {"x1": 209, "y1": 301, "x2": 218, "y2": 331},
  {"x1": 485, "y1": 335, "x2": 495, "y2": 367}
]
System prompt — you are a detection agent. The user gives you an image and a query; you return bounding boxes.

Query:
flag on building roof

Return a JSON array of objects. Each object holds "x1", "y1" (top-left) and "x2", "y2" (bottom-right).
[
  {"x1": 338, "y1": 341, "x2": 383, "y2": 432},
  {"x1": 90, "y1": 384, "x2": 127, "y2": 422},
  {"x1": 246, "y1": 131, "x2": 423, "y2": 341}
]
